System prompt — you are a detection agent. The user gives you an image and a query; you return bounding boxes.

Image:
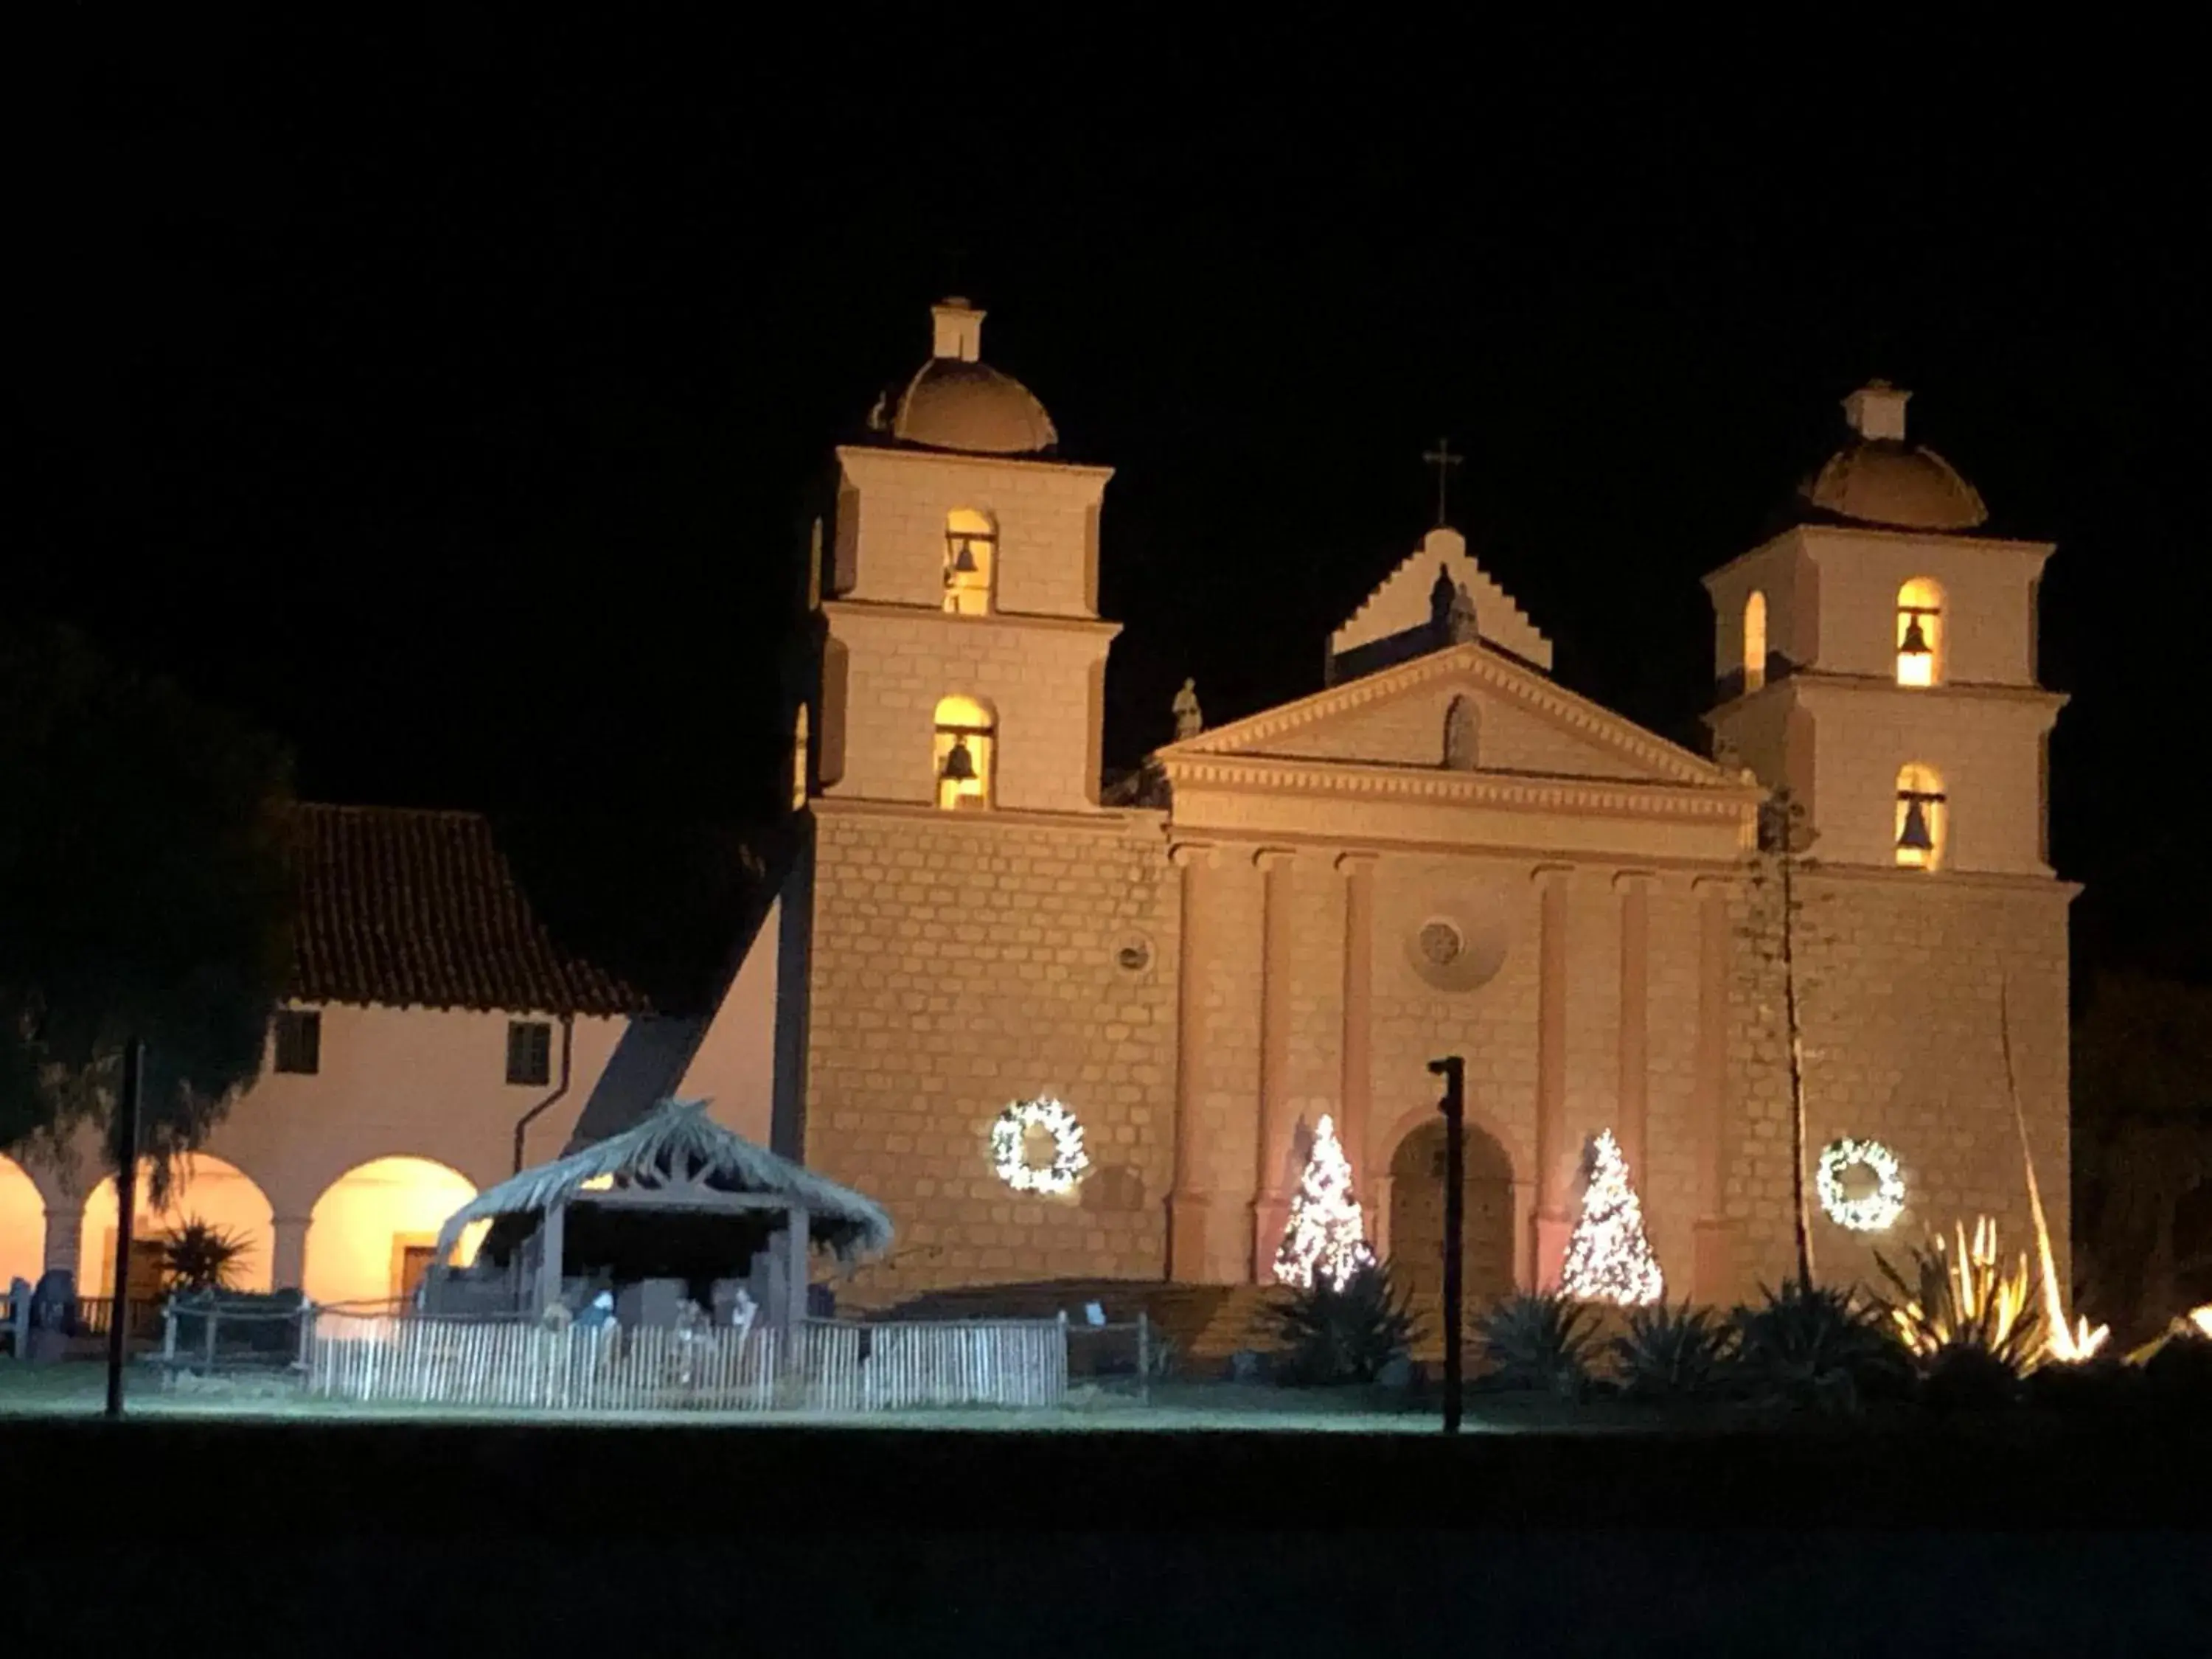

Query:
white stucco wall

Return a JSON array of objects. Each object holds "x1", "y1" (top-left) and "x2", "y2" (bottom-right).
[
  {"x1": 13, "y1": 1003, "x2": 633, "y2": 1294},
  {"x1": 677, "y1": 895, "x2": 782, "y2": 1147}
]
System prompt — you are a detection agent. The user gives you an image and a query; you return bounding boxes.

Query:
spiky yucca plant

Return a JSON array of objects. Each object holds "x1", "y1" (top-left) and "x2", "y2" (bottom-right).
[
  {"x1": 1611, "y1": 1302, "x2": 1732, "y2": 1400},
  {"x1": 157, "y1": 1216, "x2": 253, "y2": 1293},
  {"x1": 1268, "y1": 1259, "x2": 1416, "y2": 1385},
  {"x1": 1874, "y1": 1217, "x2": 2045, "y2": 1383},
  {"x1": 1475, "y1": 1293, "x2": 1595, "y2": 1399},
  {"x1": 1728, "y1": 1279, "x2": 1909, "y2": 1413}
]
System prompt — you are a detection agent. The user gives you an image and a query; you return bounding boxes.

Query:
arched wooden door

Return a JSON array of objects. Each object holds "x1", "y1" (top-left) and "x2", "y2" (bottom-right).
[{"x1": 1388, "y1": 1120, "x2": 1516, "y2": 1313}]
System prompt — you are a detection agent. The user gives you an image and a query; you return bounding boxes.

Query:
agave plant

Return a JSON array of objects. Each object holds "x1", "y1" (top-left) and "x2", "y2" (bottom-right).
[
  {"x1": 1474, "y1": 1293, "x2": 1595, "y2": 1399},
  {"x1": 1728, "y1": 1279, "x2": 1910, "y2": 1413},
  {"x1": 1268, "y1": 1259, "x2": 1416, "y2": 1385},
  {"x1": 1874, "y1": 1217, "x2": 2045, "y2": 1382},
  {"x1": 157, "y1": 1216, "x2": 254, "y2": 1293},
  {"x1": 1610, "y1": 1302, "x2": 1732, "y2": 1401}
]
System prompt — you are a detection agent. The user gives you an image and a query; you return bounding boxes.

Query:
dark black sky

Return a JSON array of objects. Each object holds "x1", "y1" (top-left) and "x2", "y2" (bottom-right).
[{"x1": 21, "y1": 21, "x2": 2211, "y2": 980}]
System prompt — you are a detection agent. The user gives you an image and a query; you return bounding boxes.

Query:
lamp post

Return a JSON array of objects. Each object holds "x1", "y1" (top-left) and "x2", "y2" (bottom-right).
[{"x1": 1427, "y1": 1054, "x2": 1465, "y2": 1435}]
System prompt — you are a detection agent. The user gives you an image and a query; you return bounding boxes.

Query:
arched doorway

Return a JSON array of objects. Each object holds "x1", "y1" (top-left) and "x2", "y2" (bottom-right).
[
  {"x1": 305, "y1": 1157, "x2": 487, "y2": 1309},
  {"x1": 1, "y1": 1155, "x2": 45, "y2": 1287},
  {"x1": 78, "y1": 1153, "x2": 276, "y2": 1295},
  {"x1": 1388, "y1": 1120, "x2": 1517, "y2": 1313}
]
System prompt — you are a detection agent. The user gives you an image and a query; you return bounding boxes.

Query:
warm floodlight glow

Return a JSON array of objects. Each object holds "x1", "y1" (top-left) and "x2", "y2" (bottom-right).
[
  {"x1": 791, "y1": 705, "x2": 810, "y2": 810},
  {"x1": 80, "y1": 1153, "x2": 276, "y2": 1295},
  {"x1": 0, "y1": 1155, "x2": 44, "y2": 1290},
  {"x1": 1879, "y1": 1217, "x2": 2037, "y2": 1361},
  {"x1": 1896, "y1": 577, "x2": 1942, "y2": 686},
  {"x1": 305, "y1": 1156, "x2": 485, "y2": 1306},
  {"x1": 1742, "y1": 590, "x2": 1767, "y2": 691},
  {"x1": 933, "y1": 694, "x2": 995, "y2": 810}
]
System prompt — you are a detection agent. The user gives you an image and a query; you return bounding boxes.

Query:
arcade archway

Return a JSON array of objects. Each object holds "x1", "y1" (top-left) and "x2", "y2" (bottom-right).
[
  {"x1": 1, "y1": 1155, "x2": 44, "y2": 1288},
  {"x1": 79, "y1": 1153, "x2": 276, "y2": 1295},
  {"x1": 305, "y1": 1157, "x2": 486, "y2": 1308}
]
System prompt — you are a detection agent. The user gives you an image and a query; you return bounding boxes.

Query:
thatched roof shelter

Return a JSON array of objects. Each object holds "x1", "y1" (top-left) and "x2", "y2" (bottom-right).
[{"x1": 436, "y1": 1099, "x2": 893, "y2": 1267}]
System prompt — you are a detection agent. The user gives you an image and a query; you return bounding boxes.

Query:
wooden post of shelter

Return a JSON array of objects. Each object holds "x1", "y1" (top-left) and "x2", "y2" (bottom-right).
[
  {"x1": 536, "y1": 1198, "x2": 566, "y2": 1318},
  {"x1": 782, "y1": 1204, "x2": 809, "y2": 1366}
]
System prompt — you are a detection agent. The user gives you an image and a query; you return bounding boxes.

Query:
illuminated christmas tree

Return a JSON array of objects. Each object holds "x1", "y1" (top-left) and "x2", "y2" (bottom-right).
[
  {"x1": 1273, "y1": 1114, "x2": 1375, "y2": 1291},
  {"x1": 1559, "y1": 1130, "x2": 1665, "y2": 1306}
]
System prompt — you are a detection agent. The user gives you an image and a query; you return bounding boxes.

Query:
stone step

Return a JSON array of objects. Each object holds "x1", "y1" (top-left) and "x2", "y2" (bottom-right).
[{"x1": 857, "y1": 1278, "x2": 1295, "y2": 1371}]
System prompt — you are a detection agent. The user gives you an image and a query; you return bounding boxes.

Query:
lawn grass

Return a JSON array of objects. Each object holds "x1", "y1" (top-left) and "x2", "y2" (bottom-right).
[{"x1": 1, "y1": 1357, "x2": 1637, "y2": 1431}]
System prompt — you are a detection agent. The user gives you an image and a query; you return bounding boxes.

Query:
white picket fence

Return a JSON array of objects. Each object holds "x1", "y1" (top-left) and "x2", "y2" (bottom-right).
[{"x1": 305, "y1": 1311, "x2": 1068, "y2": 1413}]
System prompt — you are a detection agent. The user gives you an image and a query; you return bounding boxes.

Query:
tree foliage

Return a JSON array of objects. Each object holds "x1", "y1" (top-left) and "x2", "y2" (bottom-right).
[
  {"x1": 157, "y1": 1216, "x2": 255, "y2": 1292},
  {"x1": 2072, "y1": 970, "x2": 2212, "y2": 1340},
  {"x1": 0, "y1": 622, "x2": 294, "y2": 1184}
]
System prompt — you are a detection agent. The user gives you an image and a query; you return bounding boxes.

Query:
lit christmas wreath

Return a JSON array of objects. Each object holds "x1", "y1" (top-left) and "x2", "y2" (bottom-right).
[
  {"x1": 1816, "y1": 1137, "x2": 1906, "y2": 1231},
  {"x1": 990, "y1": 1096, "x2": 1091, "y2": 1195}
]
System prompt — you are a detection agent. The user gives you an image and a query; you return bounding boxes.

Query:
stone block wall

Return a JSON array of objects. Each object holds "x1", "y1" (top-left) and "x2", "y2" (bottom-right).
[
  {"x1": 1801, "y1": 681, "x2": 2056, "y2": 874},
  {"x1": 832, "y1": 446, "x2": 1107, "y2": 619},
  {"x1": 1721, "y1": 867, "x2": 2072, "y2": 1298},
  {"x1": 1804, "y1": 529, "x2": 2046, "y2": 686},
  {"x1": 822, "y1": 605, "x2": 1113, "y2": 815},
  {"x1": 803, "y1": 804, "x2": 1178, "y2": 1299}
]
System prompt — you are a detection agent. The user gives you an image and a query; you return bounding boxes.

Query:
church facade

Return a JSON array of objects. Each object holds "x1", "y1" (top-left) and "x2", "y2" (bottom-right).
[
  {"x1": 0, "y1": 299, "x2": 2073, "y2": 1321},
  {"x1": 789, "y1": 299, "x2": 2073, "y2": 1309}
]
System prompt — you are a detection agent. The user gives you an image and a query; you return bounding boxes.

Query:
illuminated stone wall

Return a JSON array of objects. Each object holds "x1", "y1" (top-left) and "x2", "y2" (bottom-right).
[
  {"x1": 802, "y1": 801, "x2": 1178, "y2": 1299},
  {"x1": 819, "y1": 445, "x2": 1116, "y2": 818},
  {"x1": 1723, "y1": 869, "x2": 2073, "y2": 1298},
  {"x1": 822, "y1": 603, "x2": 1112, "y2": 815}
]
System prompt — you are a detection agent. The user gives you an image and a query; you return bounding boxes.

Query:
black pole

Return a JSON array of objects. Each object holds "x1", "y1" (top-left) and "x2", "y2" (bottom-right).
[
  {"x1": 105, "y1": 1037, "x2": 145, "y2": 1422},
  {"x1": 1428, "y1": 1054, "x2": 1466, "y2": 1435}
]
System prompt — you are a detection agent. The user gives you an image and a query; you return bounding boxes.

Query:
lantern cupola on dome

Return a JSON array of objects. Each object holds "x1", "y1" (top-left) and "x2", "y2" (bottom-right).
[
  {"x1": 1798, "y1": 381, "x2": 1989, "y2": 532},
  {"x1": 867, "y1": 298, "x2": 1060, "y2": 457}
]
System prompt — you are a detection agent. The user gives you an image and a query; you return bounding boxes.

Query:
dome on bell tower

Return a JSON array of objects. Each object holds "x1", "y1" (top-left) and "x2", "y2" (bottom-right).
[
  {"x1": 866, "y1": 299, "x2": 1059, "y2": 456},
  {"x1": 1797, "y1": 381, "x2": 1989, "y2": 532}
]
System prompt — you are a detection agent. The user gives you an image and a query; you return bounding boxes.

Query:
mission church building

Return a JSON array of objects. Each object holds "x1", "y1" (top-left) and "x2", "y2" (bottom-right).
[
  {"x1": 793, "y1": 299, "x2": 2072, "y2": 1310},
  {"x1": 0, "y1": 298, "x2": 2073, "y2": 1319}
]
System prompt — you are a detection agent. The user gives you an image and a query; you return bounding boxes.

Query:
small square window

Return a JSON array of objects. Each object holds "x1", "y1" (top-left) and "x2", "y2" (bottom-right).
[
  {"x1": 507, "y1": 1020, "x2": 553, "y2": 1087},
  {"x1": 272, "y1": 1009, "x2": 321, "y2": 1075}
]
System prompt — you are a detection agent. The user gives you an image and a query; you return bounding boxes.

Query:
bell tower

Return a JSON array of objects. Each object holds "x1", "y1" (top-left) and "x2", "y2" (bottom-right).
[
  {"x1": 807, "y1": 299, "x2": 1119, "y2": 815},
  {"x1": 1703, "y1": 383, "x2": 2064, "y2": 875}
]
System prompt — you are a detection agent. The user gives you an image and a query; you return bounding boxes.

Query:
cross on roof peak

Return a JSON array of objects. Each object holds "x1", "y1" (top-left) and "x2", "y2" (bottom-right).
[{"x1": 1422, "y1": 438, "x2": 1463, "y2": 528}]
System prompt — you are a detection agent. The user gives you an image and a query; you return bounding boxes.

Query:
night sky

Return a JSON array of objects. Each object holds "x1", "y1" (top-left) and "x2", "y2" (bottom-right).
[{"x1": 23, "y1": 22, "x2": 2209, "y2": 983}]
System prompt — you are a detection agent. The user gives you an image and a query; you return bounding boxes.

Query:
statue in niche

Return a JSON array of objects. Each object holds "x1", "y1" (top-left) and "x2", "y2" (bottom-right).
[
  {"x1": 1444, "y1": 695, "x2": 1479, "y2": 771},
  {"x1": 1172, "y1": 677, "x2": 1204, "y2": 740}
]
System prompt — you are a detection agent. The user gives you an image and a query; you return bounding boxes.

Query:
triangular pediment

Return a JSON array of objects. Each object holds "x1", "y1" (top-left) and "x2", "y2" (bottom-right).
[{"x1": 1159, "y1": 644, "x2": 1733, "y2": 789}]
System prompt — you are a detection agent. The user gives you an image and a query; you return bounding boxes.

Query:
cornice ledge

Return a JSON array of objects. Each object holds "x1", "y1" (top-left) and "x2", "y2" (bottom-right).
[{"x1": 1161, "y1": 755, "x2": 1761, "y2": 818}]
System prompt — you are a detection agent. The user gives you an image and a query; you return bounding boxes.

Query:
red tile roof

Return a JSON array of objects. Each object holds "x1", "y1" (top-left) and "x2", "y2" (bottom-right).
[{"x1": 289, "y1": 804, "x2": 650, "y2": 1015}]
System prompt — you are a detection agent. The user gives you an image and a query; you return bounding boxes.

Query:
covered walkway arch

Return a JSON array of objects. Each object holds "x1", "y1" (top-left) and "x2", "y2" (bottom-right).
[
  {"x1": 79, "y1": 1152, "x2": 276, "y2": 1295},
  {"x1": 1, "y1": 1155, "x2": 44, "y2": 1287},
  {"x1": 305, "y1": 1157, "x2": 486, "y2": 1308}
]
